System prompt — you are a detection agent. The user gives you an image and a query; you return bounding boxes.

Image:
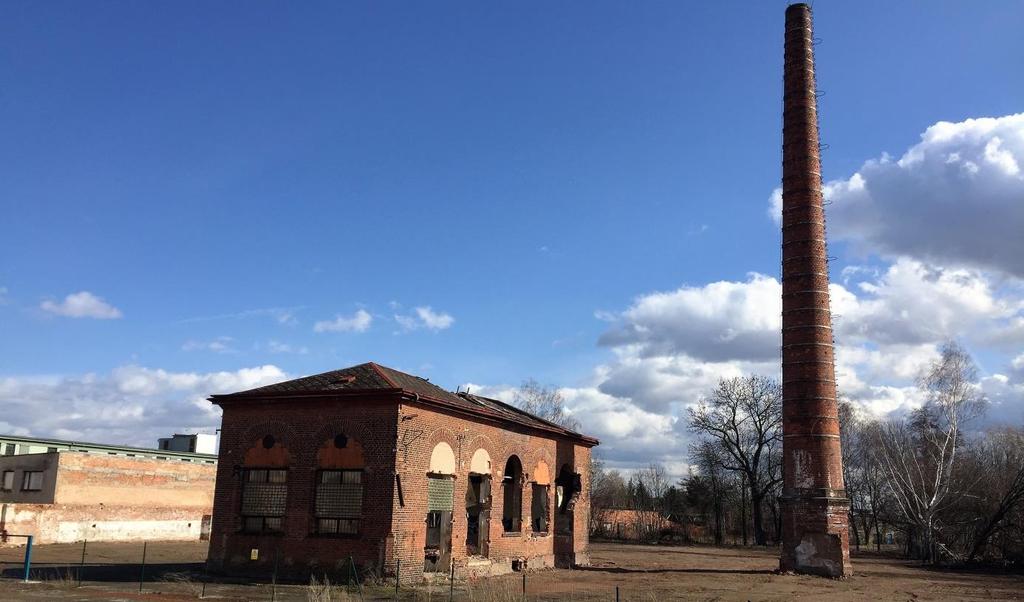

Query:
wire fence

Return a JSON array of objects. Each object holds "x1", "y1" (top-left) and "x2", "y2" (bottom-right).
[{"x1": 0, "y1": 539, "x2": 862, "y2": 601}]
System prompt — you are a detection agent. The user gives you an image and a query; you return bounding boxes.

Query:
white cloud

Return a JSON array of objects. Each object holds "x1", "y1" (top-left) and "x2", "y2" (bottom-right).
[
  {"x1": 40, "y1": 291, "x2": 122, "y2": 319},
  {"x1": 772, "y1": 113, "x2": 1024, "y2": 276},
  {"x1": 415, "y1": 307, "x2": 455, "y2": 330},
  {"x1": 0, "y1": 365, "x2": 285, "y2": 448},
  {"x1": 314, "y1": 309, "x2": 373, "y2": 333},
  {"x1": 598, "y1": 274, "x2": 782, "y2": 362},
  {"x1": 561, "y1": 251, "x2": 1024, "y2": 473},
  {"x1": 182, "y1": 336, "x2": 235, "y2": 354},
  {"x1": 266, "y1": 340, "x2": 309, "y2": 355},
  {"x1": 178, "y1": 306, "x2": 299, "y2": 326},
  {"x1": 394, "y1": 306, "x2": 455, "y2": 332},
  {"x1": 830, "y1": 258, "x2": 1024, "y2": 347}
]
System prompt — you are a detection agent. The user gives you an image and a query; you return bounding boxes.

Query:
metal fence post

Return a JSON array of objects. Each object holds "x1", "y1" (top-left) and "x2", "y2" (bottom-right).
[
  {"x1": 616, "y1": 585, "x2": 620, "y2": 602},
  {"x1": 78, "y1": 539, "x2": 87, "y2": 587},
  {"x1": 349, "y1": 555, "x2": 364, "y2": 601},
  {"x1": 522, "y1": 572, "x2": 526, "y2": 600},
  {"x1": 138, "y1": 541, "x2": 147, "y2": 592},
  {"x1": 448, "y1": 558, "x2": 454, "y2": 601},
  {"x1": 271, "y1": 548, "x2": 279, "y2": 602},
  {"x1": 394, "y1": 558, "x2": 401, "y2": 600},
  {"x1": 22, "y1": 535, "x2": 33, "y2": 582}
]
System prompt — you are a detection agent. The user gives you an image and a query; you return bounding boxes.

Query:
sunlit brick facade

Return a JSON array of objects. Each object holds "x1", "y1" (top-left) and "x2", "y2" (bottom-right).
[{"x1": 207, "y1": 362, "x2": 597, "y2": 582}]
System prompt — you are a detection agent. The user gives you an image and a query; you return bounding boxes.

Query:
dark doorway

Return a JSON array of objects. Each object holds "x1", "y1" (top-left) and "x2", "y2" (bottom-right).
[
  {"x1": 502, "y1": 456, "x2": 523, "y2": 532},
  {"x1": 465, "y1": 474, "x2": 491, "y2": 557},
  {"x1": 555, "y1": 464, "x2": 581, "y2": 533}
]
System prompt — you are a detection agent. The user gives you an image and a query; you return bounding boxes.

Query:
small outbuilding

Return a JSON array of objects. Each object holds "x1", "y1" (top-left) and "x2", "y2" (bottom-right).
[{"x1": 206, "y1": 362, "x2": 598, "y2": 582}]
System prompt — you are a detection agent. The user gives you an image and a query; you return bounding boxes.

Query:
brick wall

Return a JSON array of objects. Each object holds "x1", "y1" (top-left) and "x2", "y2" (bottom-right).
[
  {"x1": 392, "y1": 401, "x2": 591, "y2": 581},
  {"x1": 207, "y1": 396, "x2": 400, "y2": 578},
  {"x1": 1, "y1": 452, "x2": 216, "y2": 545},
  {"x1": 55, "y1": 453, "x2": 214, "y2": 507}
]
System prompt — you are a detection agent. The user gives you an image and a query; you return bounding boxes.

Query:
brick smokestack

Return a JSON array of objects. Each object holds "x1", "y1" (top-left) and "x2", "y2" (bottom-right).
[{"x1": 779, "y1": 3, "x2": 852, "y2": 577}]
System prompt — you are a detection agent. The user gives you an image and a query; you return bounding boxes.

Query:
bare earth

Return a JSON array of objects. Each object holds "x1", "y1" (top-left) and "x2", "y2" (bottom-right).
[{"x1": 0, "y1": 540, "x2": 1020, "y2": 601}]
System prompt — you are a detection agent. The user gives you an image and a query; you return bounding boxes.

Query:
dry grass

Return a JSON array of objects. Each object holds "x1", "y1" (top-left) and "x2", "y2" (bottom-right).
[
  {"x1": 42, "y1": 566, "x2": 80, "y2": 589},
  {"x1": 461, "y1": 578, "x2": 523, "y2": 602},
  {"x1": 161, "y1": 570, "x2": 205, "y2": 598},
  {"x1": 307, "y1": 574, "x2": 356, "y2": 602}
]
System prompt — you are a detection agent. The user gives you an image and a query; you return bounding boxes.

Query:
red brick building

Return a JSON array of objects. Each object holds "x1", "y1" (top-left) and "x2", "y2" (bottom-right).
[{"x1": 207, "y1": 362, "x2": 597, "y2": 582}]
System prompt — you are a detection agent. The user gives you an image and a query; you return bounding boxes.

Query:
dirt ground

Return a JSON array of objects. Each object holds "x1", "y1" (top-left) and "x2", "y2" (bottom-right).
[{"x1": 0, "y1": 540, "x2": 1021, "y2": 601}]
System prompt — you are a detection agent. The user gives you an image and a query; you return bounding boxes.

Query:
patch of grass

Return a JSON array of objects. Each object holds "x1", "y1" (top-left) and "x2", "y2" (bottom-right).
[
  {"x1": 307, "y1": 574, "x2": 355, "y2": 602},
  {"x1": 162, "y1": 570, "x2": 204, "y2": 598},
  {"x1": 42, "y1": 566, "x2": 80, "y2": 589}
]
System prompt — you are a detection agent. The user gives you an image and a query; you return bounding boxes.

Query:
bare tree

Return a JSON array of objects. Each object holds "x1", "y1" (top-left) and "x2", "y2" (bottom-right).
[
  {"x1": 840, "y1": 401, "x2": 895, "y2": 552},
  {"x1": 688, "y1": 375, "x2": 783, "y2": 545},
  {"x1": 874, "y1": 341, "x2": 987, "y2": 562},
  {"x1": 689, "y1": 442, "x2": 730, "y2": 545},
  {"x1": 632, "y1": 463, "x2": 669, "y2": 540},
  {"x1": 964, "y1": 427, "x2": 1024, "y2": 562},
  {"x1": 512, "y1": 379, "x2": 581, "y2": 431}
]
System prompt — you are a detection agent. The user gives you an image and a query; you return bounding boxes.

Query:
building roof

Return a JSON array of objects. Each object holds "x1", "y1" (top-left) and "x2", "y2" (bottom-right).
[
  {"x1": 211, "y1": 362, "x2": 598, "y2": 446},
  {"x1": 0, "y1": 434, "x2": 218, "y2": 463}
]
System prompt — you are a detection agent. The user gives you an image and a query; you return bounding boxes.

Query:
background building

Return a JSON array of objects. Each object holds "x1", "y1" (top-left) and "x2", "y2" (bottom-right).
[
  {"x1": 0, "y1": 434, "x2": 217, "y2": 464},
  {"x1": 0, "y1": 436, "x2": 217, "y2": 545},
  {"x1": 207, "y1": 362, "x2": 598, "y2": 582},
  {"x1": 158, "y1": 433, "x2": 218, "y2": 455}
]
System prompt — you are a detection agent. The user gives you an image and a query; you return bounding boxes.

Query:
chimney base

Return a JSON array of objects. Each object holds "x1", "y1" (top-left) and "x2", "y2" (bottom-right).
[{"x1": 779, "y1": 494, "x2": 853, "y2": 577}]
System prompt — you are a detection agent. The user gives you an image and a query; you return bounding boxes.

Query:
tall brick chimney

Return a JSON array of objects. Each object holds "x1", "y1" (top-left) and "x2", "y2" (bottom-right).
[{"x1": 779, "y1": 3, "x2": 852, "y2": 577}]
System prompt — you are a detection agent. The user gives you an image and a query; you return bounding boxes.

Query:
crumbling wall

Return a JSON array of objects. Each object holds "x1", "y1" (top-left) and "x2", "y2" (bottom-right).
[
  {"x1": 391, "y1": 402, "x2": 592, "y2": 582},
  {"x1": 1, "y1": 453, "x2": 215, "y2": 545},
  {"x1": 2, "y1": 503, "x2": 207, "y2": 544}
]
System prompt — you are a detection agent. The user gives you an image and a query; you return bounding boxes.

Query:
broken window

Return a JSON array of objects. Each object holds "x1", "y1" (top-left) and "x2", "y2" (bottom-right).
[
  {"x1": 1, "y1": 470, "x2": 13, "y2": 491},
  {"x1": 240, "y1": 468, "x2": 287, "y2": 533},
  {"x1": 3, "y1": 444, "x2": 15, "y2": 456},
  {"x1": 315, "y1": 469, "x2": 363, "y2": 535},
  {"x1": 531, "y1": 484, "x2": 549, "y2": 533},
  {"x1": 502, "y1": 455, "x2": 523, "y2": 532},
  {"x1": 21, "y1": 471, "x2": 43, "y2": 491}
]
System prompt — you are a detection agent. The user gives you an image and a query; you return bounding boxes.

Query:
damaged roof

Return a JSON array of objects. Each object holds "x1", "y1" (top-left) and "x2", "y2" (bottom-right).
[{"x1": 210, "y1": 362, "x2": 598, "y2": 446}]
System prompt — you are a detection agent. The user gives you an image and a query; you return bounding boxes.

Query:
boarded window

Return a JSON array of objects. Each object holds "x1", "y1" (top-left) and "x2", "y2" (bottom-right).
[
  {"x1": 531, "y1": 484, "x2": 549, "y2": 533},
  {"x1": 428, "y1": 476, "x2": 454, "y2": 511},
  {"x1": 240, "y1": 468, "x2": 287, "y2": 532},
  {"x1": 21, "y1": 471, "x2": 43, "y2": 491},
  {"x1": 315, "y1": 470, "x2": 363, "y2": 535},
  {"x1": 1, "y1": 471, "x2": 13, "y2": 491}
]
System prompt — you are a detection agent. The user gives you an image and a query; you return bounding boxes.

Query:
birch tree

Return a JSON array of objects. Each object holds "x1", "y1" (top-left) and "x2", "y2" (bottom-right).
[{"x1": 874, "y1": 341, "x2": 986, "y2": 562}]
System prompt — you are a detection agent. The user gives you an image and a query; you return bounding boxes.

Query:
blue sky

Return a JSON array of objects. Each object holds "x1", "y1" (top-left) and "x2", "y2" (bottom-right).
[{"x1": 2, "y1": 2, "x2": 1023, "y2": 473}]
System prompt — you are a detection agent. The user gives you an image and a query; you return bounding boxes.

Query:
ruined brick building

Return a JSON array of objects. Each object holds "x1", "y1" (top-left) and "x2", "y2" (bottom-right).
[{"x1": 206, "y1": 362, "x2": 597, "y2": 582}]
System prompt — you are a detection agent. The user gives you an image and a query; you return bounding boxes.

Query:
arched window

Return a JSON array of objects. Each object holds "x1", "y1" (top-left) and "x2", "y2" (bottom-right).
[
  {"x1": 502, "y1": 455, "x2": 523, "y2": 533},
  {"x1": 531, "y1": 460, "x2": 551, "y2": 533},
  {"x1": 314, "y1": 433, "x2": 365, "y2": 535},
  {"x1": 240, "y1": 435, "x2": 289, "y2": 533},
  {"x1": 429, "y1": 442, "x2": 456, "y2": 476}
]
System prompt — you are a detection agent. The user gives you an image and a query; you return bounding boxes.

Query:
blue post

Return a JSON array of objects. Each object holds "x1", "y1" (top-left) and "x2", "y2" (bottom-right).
[{"x1": 23, "y1": 535, "x2": 33, "y2": 582}]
